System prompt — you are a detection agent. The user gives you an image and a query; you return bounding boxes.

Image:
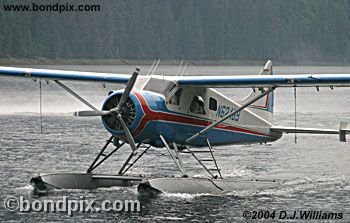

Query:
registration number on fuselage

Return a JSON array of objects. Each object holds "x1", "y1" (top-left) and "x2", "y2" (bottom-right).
[{"x1": 216, "y1": 105, "x2": 240, "y2": 121}]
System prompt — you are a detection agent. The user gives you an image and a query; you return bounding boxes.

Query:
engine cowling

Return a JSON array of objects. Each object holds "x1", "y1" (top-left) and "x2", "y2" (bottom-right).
[{"x1": 101, "y1": 91, "x2": 143, "y2": 136}]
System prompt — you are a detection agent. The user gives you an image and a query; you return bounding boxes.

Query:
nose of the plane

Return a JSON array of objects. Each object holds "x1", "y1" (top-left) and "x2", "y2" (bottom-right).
[{"x1": 101, "y1": 91, "x2": 143, "y2": 136}]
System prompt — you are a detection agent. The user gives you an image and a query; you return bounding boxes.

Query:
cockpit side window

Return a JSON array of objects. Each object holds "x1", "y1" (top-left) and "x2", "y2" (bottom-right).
[
  {"x1": 169, "y1": 88, "x2": 182, "y2": 105},
  {"x1": 190, "y1": 95, "x2": 206, "y2": 114}
]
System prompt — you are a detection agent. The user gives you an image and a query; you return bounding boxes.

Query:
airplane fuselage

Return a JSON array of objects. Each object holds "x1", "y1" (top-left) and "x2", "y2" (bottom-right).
[{"x1": 101, "y1": 77, "x2": 282, "y2": 148}]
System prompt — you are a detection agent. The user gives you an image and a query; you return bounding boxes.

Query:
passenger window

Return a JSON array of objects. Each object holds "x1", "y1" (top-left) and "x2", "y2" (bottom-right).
[
  {"x1": 190, "y1": 96, "x2": 206, "y2": 114},
  {"x1": 209, "y1": 97, "x2": 217, "y2": 111}
]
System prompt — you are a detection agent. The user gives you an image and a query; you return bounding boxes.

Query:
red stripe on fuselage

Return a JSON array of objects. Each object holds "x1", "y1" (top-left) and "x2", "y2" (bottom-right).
[{"x1": 132, "y1": 92, "x2": 272, "y2": 138}]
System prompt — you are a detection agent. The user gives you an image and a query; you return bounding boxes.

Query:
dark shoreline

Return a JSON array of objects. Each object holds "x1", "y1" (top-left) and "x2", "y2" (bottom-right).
[{"x1": 1, "y1": 58, "x2": 350, "y2": 66}]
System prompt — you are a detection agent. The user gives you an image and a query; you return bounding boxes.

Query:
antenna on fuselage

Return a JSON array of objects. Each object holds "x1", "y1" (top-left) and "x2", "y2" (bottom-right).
[
  {"x1": 180, "y1": 62, "x2": 188, "y2": 76},
  {"x1": 176, "y1": 60, "x2": 183, "y2": 76},
  {"x1": 150, "y1": 59, "x2": 160, "y2": 76},
  {"x1": 146, "y1": 60, "x2": 157, "y2": 76}
]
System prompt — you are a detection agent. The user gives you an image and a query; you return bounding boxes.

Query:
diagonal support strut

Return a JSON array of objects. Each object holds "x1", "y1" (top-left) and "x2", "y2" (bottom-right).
[
  {"x1": 87, "y1": 136, "x2": 125, "y2": 173},
  {"x1": 55, "y1": 80, "x2": 99, "y2": 111},
  {"x1": 160, "y1": 135, "x2": 187, "y2": 176}
]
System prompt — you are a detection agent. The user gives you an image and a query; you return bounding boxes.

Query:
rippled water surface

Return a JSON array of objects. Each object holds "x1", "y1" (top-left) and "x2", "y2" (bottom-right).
[{"x1": 0, "y1": 65, "x2": 350, "y2": 222}]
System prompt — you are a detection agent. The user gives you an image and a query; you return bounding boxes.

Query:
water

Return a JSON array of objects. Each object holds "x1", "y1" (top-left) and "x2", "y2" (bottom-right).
[{"x1": 0, "y1": 65, "x2": 350, "y2": 222}]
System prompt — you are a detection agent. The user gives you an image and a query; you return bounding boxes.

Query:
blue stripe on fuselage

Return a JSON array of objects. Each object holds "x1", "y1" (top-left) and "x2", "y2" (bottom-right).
[{"x1": 134, "y1": 120, "x2": 277, "y2": 147}]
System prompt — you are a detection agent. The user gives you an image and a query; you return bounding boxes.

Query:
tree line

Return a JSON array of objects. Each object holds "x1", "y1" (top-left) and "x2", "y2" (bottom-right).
[{"x1": 1, "y1": 0, "x2": 350, "y2": 63}]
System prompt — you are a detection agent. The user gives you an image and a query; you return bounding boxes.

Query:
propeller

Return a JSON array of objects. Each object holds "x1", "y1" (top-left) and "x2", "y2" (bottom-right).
[
  {"x1": 113, "y1": 69, "x2": 139, "y2": 114},
  {"x1": 74, "y1": 67, "x2": 139, "y2": 116},
  {"x1": 73, "y1": 67, "x2": 140, "y2": 152},
  {"x1": 117, "y1": 114, "x2": 137, "y2": 152}
]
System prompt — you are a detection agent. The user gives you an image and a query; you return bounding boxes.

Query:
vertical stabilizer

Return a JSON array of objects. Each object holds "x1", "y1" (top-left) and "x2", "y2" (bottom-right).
[{"x1": 238, "y1": 60, "x2": 274, "y2": 122}]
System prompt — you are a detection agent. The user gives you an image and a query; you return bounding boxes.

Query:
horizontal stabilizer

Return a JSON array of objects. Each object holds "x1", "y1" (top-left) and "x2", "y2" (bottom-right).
[
  {"x1": 271, "y1": 122, "x2": 350, "y2": 142},
  {"x1": 270, "y1": 126, "x2": 339, "y2": 135}
]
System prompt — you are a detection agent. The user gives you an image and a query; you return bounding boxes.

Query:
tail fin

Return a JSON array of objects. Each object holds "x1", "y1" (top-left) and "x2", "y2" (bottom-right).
[{"x1": 238, "y1": 60, "x2": 274, "y2": 122}]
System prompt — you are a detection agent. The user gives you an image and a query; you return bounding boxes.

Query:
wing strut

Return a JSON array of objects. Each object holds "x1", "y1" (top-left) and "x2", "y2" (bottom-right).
[
  {"x1": 186, "y1": 87, "x2": 276, "y2": 144},
  {"x1": 54, "y1": 80, "x2": 99, "y2": 112}
]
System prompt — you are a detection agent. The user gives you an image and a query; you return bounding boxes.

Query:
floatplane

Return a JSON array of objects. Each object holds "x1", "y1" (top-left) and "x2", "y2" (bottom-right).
[{"x1": 1, "y1": 60, "x2": 349, "y2": 194}]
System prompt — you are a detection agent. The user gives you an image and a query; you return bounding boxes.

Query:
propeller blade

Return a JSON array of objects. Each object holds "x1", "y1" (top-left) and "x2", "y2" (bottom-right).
[
  {"x1": 117, "y1": 114, "x2": 137, "y2": 152},
  {"x1": 115, "y1": 67, "x2": 139, "y2": 113},
  {"x1": 74, "y1": 110, "x2": 111, "y2": 117}
]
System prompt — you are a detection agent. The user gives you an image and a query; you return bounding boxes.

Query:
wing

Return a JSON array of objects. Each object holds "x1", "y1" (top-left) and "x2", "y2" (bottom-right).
[
  {"x1": 175, "y1": 74, "x2": 350, "y2": 88},
  {"x1": 0, "y1": 66, "x2": 130, "y2": 83},
  {"x1": 173, "y1": 59, "x2": 350, "y2": 88}
]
